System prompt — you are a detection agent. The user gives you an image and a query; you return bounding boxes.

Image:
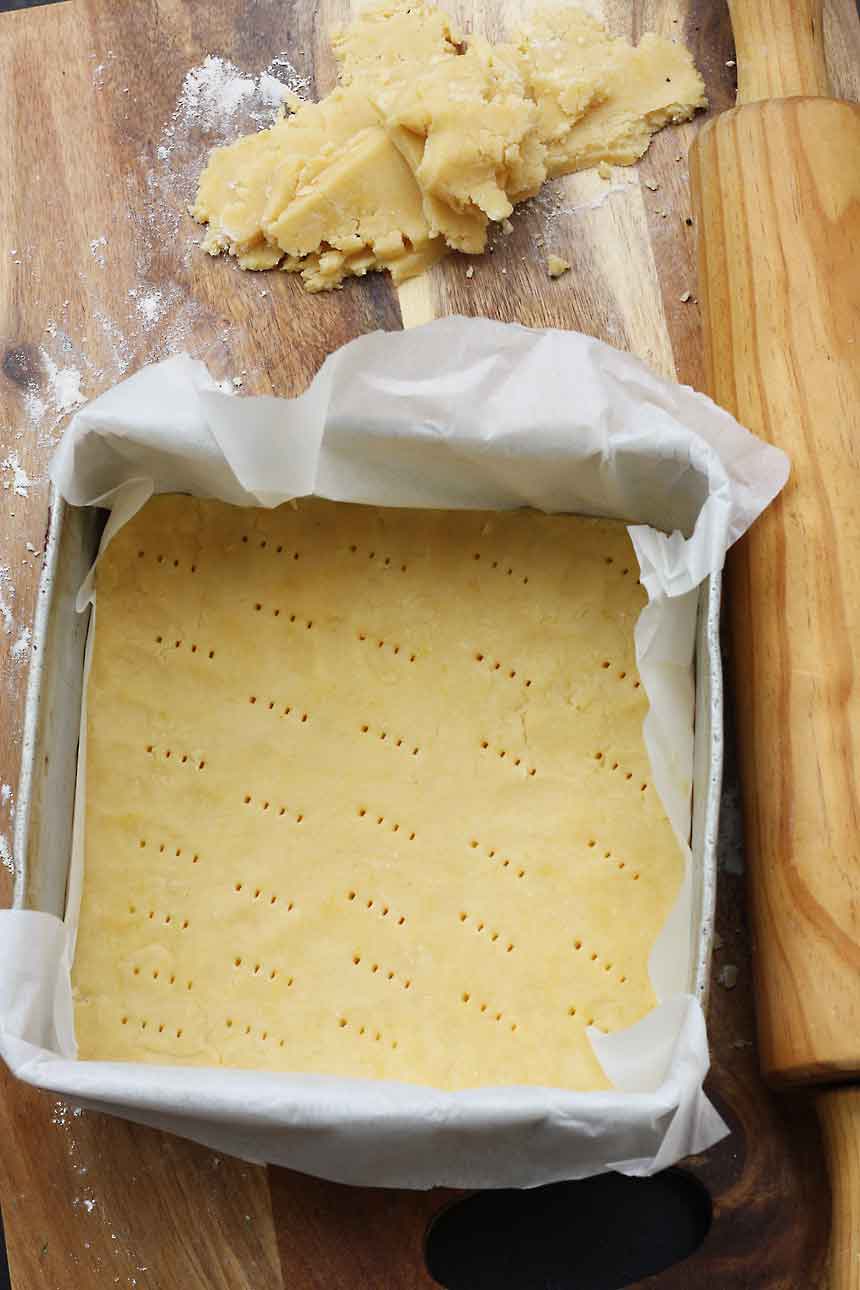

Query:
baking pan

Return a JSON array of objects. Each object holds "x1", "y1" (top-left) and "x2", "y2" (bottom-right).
[{"x1": 13, "y1": 488, "x2": 721, "y2": 1004}]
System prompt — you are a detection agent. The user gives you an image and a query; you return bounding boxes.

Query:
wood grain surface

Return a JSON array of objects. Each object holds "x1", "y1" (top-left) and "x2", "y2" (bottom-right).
[
  {"x1": 0, "y1": 1, "x2": 857, "y2": 1287},
  {"x1": 818, "y1": 1089, "x2": 860, "y2": 1290}
]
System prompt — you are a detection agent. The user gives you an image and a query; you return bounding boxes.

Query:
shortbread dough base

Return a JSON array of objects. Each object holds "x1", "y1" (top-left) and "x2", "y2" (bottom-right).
[{"x1": 73, "y1": 497, "x2": 683, "y2": 1091}]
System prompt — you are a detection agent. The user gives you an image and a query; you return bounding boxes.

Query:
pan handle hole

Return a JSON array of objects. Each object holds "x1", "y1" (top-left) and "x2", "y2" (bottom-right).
[{"x1": 424, "y1": 1170, "x2": 711, "y2": 1290}]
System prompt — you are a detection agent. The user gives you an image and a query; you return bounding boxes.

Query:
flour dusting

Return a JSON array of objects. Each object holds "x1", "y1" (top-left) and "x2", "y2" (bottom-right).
[
  {"x1": 11, "y1": 625, "x2": 31, "y2": 665},
  {"x1": 0, "y1": 785, "x2": 13, "y2": 878},
  {"x1": 42, "y1": 351, "x2": 86, "y2": 415},
  {"x1": 0, "y1": 566, "x2": 14, "y2": 637},
  {"x1": 168, "y1": 52, "x2": 307, "y2": 136},
  {"x1": 1, "y1": 453, "x2": 33, "y2": 498},
  {"x1": 129, "y1": 287, "x2": 165, "y2": 327},
  {"x1": 24, "y1": 387, "x2": 48, "y2": 429},
  {"x1": 90, "y1": 236, "x2": 108, "y2": 268}
]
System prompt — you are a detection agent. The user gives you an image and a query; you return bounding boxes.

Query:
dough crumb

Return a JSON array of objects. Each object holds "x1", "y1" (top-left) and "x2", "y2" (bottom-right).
[
  {"x1": 501, "y1": 218, "x2": 515, "y2": 234},
  {"x1": 679, "y1": 290, "x2": 691, "y2": 303},
  {"x1": 644, "y1": 179, "x2": 659, "y2": 191},
  {"x1": 547, "y1": 254, "x2": 570, "y2": 278},
  {"x1": 465, "y1": 264, "x2": 475, "y2": 279},
  {"x1": 597, "y1": 160, "x2": 612, "y2": 180}
]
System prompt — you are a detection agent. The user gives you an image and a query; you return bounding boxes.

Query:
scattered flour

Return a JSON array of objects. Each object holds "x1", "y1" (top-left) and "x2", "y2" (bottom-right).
[
  {"x1": 24, "y1": 386, "x2": 48, "y2": 429},
  {"x1": 0, "y1": 783, "x2": 13, "y2": 876},
  {"x1": 532, "y1": 173, "x2": 635, "y2": 236},
  {"x1": 129, "y1": 287, "x2": 165, "y2": 327},
  {"x1": 11, "y1": 625, "x2": 31, "y2": 666},
  {"x1": 90, "y1": 236, "x2": 108, "y2": 268},
  {"x1": 93, "y1": 310, "x2": 133, "y2": 376},
  {"x1": 0, "y1": 565, "x2": 14, "y2": 637},
  {"x1": 168, "y1": 52, "x2": 306, "y2": 137},
  {"x1": 41, "y1": 351, "x2": 86, "y2": 415},
  {"x1": 1, "y1": 452, "x2": 33, "y2": 498}
]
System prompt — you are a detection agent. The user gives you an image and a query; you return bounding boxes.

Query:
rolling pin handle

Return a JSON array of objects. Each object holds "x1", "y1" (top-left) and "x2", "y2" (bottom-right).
[
  {"x1": 816, "y1": 1089, "x2": 860, "y2": 1290},
  {"x1": 728, "y1": 0, "x2": 831, "y2": 103}
]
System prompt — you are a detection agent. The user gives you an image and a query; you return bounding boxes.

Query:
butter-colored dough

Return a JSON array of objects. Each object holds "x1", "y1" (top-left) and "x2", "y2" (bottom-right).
[
  {"x1": 511, "y1": 7, "x2": 707, "y2": 176},
  {"x1": 555, "y1": 33, "x2": 707, "y2": 171},
  {"x1": 73, "y1": 497, "x2": 684, "y2": 1092},
  {"x1": 195, "y1": 2, "x2": 457, "y2": 286},
  {"x1": 194, "y1": 88, "x2": 382, "y2": 272},
  {"x1": 264, "y1": 124, "x2": 443, "y2": 283},
  {"x1": 331, "y1": 0, "x2": 462, "y2": 110},
  {"x1": 192, "y1": 2, "x2": 706, "y2": 291},
  {"x1": 381, "y1": 40, "x2": 543, "y2": 250}
]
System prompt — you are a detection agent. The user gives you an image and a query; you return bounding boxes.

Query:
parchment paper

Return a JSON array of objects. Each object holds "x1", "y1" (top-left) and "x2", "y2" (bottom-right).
[{"x1": 0, "y1": 318, "x2": 788, "y2": 1187}]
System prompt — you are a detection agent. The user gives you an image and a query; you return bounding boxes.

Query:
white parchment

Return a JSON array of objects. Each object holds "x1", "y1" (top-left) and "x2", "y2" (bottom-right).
[{"x1": 0, "y1": 319, "x2": 788, "y2": 1188}]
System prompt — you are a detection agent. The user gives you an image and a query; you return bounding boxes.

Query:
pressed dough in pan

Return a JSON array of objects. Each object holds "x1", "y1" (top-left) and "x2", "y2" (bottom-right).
[{"x1": 73, "y1": 497, "x2": 684, "y2": 1091}]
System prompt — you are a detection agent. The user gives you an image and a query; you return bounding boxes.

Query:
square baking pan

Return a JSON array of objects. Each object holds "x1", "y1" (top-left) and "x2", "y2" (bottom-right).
[{"x1": 3, "y1": 313, "x2": 791, "y2": 1187}]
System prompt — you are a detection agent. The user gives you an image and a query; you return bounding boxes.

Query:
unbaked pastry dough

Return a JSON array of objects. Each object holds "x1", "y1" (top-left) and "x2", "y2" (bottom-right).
[
  {"x1": 509, "y1": 7, "x2": 708, "y2": 176},
  {"x1": 73, "y1": 497, "x2": 684, "y2": 1091},
  {"x1": 192, "y1": 1, "x2": 706, "y2": 290}
]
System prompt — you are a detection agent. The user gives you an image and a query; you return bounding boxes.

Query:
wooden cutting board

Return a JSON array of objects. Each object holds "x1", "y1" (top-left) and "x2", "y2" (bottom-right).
[{"x1": 1, "y1": 1, "x2": 858, "y2": 1286}]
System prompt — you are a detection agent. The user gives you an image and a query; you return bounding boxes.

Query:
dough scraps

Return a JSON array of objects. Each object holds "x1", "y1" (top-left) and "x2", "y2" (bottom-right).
[
  {"x1": 191, "y1": 1, "x2": 706, "y2": 291},
  {"x1": 73, "y1": 497, "x2": 685, "y2": 1092}
]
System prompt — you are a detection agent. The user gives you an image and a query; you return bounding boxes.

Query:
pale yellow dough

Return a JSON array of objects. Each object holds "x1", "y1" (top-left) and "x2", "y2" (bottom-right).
[
  {"x1": 73, "y1": 497, "x2": 684, "y2": 1092},
  {"x1": 192, "y1": 1, "x2": 706, "y2": 291},
  {"x1": 510, "y1": 8, "x2": 708, "y2": 176}
]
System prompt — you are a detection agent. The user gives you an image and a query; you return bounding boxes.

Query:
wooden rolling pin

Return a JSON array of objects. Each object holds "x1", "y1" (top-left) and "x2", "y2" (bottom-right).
[{"x1": 688, "y1": 0, "x2": 860, "y2": 1284}]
